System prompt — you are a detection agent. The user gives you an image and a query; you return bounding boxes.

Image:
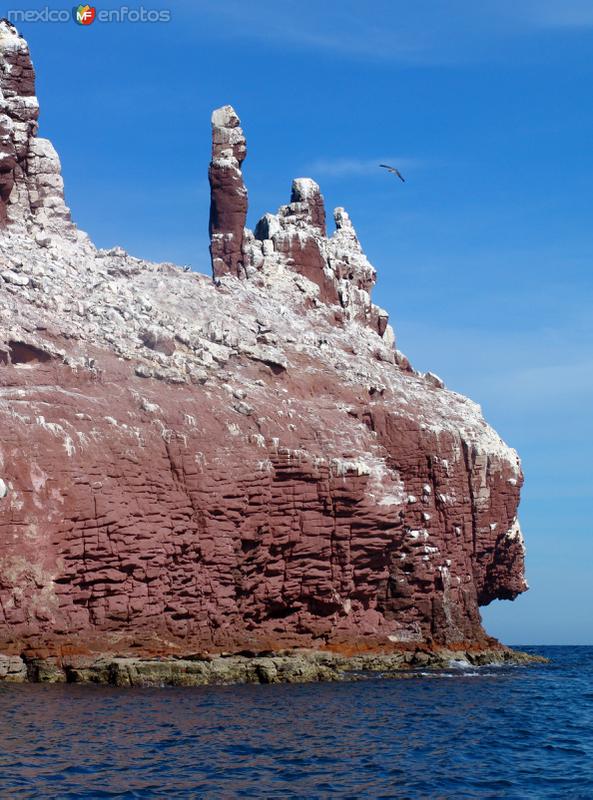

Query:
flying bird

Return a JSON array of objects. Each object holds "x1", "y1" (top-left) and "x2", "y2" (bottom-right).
[{"x1": 380, "y1": 164, "x2": 405, "y2": 182}]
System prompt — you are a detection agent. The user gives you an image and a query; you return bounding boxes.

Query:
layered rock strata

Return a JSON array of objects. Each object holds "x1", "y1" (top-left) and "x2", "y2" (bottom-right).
[{"x1": 0, "y1": 24, "x2": 528, "y2": 675}]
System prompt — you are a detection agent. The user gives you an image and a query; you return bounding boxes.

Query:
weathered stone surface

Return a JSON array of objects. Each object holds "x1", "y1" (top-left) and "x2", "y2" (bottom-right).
[
  {"x1": 0, "y1": 21, "x2": 86, "y2": 243},
  {"x1": 208, "y1": 105, "x2": 248, "y2": 278},
  {"x1": 0, "y1": 647, "x2": 547, "y2": 686},
  {"x1": 0, "y1": 26, "x2": 528, "y2": 672},
  {"x1": 250, "y1": 186, "x2": 391, "y2": 338},
  {"x1": 0, "y1": 653, "x2": 27, "y2": 681}
]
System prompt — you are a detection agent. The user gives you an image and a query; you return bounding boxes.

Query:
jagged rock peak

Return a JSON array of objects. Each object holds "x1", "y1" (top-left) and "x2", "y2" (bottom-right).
[
  {"x1": 207, "y1": 106, "x2": 391, "y2": 338},
  {"x1": 247, "y1": 178, "x2": 388, "y2": 337},
  {"x1": 208, "y1": 104, "x2": 248, "y2": 279},
  {"x1": 210, "y1": 104, "x2": 246, "y2": 166},
  {"x1": 289, "y1": 178, "x2": 326, "y2": 235},
  {"x1": 0, "y1": 19, "x2": 35, "y2": 96},
  {"x1": 0, "y1": 20, "x2": 38, "y2": 220},
  {"x1": 334, "y1": 206, "x2": 355, "y2": 233},
  {"x1": 0, "y1": 20, "x2": 78, "y2": 241}
]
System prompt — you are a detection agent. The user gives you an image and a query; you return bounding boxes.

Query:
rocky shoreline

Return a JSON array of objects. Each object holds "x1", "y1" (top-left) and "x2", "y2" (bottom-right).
[{"x1": 0, "y1": 648, "x2": 547, "y2": 687}]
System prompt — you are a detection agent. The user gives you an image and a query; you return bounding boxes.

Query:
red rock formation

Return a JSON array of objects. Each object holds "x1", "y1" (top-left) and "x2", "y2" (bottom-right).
[
  {"x1": 0, "y1": 21, "x2": 35, "y2": 216},
  {"x1": 208, "y1": 105, "x2": 248, "y2": 279},
  {"x1": 0, "y1": 20, "x2": 80, "y2": 239},
  {"x1": 0, "y1": 26, "x2": 527, "y2": 665}
]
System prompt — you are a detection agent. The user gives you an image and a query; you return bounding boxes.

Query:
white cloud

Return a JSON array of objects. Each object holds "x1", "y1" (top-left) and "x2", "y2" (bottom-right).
[
  {"x1": 187, "y1": 0, "x2": 443, "y2": 65},
  {"x1": 187, "y1": 0, "x2": 593, "y2": 68}
]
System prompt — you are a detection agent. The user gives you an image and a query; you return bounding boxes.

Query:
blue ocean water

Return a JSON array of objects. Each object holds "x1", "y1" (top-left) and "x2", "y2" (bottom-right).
[{"x1": 0, "y1": 646, "x2": 591, "y2": 799}]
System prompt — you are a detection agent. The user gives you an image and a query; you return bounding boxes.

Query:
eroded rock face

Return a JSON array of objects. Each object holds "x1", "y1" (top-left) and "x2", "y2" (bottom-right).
[
  {"x1": 0, "y1": 29, "x2": 527, "y2": 662},
  {"x1": 0, "y1": 21, "x2": 81, "y2": 240},
  {"x1": 208, "y1": 105, "x2": 248, "y2": 279}
]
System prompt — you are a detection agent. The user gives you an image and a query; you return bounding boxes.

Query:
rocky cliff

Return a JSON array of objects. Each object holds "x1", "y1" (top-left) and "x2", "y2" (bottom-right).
[{"x1": 0, "y1": 21, "x2": 527, "y2": 672}]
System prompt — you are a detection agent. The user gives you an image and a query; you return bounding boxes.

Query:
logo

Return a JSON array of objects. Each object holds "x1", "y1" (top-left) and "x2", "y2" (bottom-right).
[
  {"x1": 73, "y1": 5, "x2": 96, "y2": 25},
  {"x1": 8, "y1": 4, "x2": 171, "y2": 25}
]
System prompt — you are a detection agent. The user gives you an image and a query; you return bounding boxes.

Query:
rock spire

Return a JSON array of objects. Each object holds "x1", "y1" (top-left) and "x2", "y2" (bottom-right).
[{"x1": 208, "y1": 105, "x2": 248, "y2": 278}]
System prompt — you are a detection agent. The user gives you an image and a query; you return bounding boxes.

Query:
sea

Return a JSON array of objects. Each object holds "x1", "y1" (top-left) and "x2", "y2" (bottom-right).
[{"x1": 0, "y1": 646, "x2": 591, "y2": 799}]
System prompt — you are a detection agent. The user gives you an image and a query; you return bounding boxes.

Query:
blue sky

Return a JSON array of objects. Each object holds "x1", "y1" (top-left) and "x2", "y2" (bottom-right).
[{"x1": 12, "y1": 0, "x2": 593, "y2": 644}]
